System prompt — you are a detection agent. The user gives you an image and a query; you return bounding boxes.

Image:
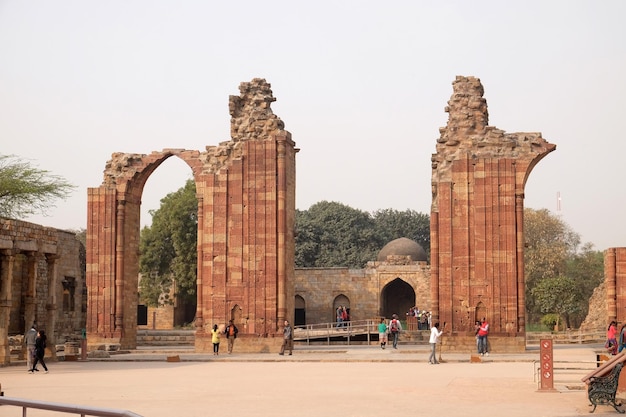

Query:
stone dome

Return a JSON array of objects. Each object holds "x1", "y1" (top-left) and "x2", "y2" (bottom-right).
[{"x1": 377, "y1": 237, "x2": 427, "y2": 262}]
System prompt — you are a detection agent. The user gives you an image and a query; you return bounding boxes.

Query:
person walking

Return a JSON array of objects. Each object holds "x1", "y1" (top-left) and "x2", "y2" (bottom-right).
[
  {"x1": 24, "y1": 324, "x2": 37, "y2": 372},
  {"x1": 29, "y1": 330, "x2": 48, "y2": 373},
  {"x1": 477, "y1": 317, "x2": 489, "y2": 356},
  {"x1": 606, "y1": 320, "x2": 618, "y2": 355},
  {"x1": 336, "y1": 306, "x2": 343, "y2": 328},
  {"x1": 389, "y1": 314, "x2": 402, "y2": 349},
  {"x1": 224, "y1": 320, "x2": 238, "y2": 354},
  {"x1": 428, "y1": 322, "x2": 444, "y2": 364},
  {"x1": 211, "y1": 324, "x2": 221, "y2": 355},
  {"x1": 279, "y1": 320, "x2": 293, "y2": 355},
  {"x1": 378, "y1": 317, "x2": 388, "y2": 349}
]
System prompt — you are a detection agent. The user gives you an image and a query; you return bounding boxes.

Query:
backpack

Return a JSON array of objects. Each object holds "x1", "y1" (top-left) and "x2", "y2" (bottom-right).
[{"x1": 390, "y1": 319, "x2": 399, "y2": 333}]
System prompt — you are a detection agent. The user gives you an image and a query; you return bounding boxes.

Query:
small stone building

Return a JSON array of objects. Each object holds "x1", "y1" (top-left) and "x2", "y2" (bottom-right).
[
  {"x1": 295, "y1": 237, "x2": 430, "y2": 325},
  {"x1": 0, "y1": 218, "x2": 86, "y2": 365}
]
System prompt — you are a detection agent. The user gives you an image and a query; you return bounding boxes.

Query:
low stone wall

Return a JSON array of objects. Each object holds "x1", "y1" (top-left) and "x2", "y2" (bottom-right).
[
  {"x1": 441, "y1": 335, "x2": 526, "y2": 353},
  {"x1": 195, "y1": 332, "x2": 283, "y2": 353}
]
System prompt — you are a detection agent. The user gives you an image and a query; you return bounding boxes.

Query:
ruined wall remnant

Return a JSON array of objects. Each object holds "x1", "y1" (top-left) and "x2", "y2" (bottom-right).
[
  {"x1": 87, "y1": 78, "x2": 296, "y2": 352},
  {"x1": 431, "y1": 76, "x2": 556, "y2": 352},
  {"x1": 0, "y1": 219, "x2": 85, "y2": 365}
]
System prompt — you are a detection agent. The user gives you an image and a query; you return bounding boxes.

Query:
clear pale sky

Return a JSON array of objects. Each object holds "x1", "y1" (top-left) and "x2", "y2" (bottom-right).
[{"x1": 1, "y1": 1, "x2": 624, "y2": 251}]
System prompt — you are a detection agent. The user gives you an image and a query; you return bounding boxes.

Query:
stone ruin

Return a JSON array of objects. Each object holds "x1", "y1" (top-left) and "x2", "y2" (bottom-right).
[
  {"x1": 87, "y1": 78, "x2": 296, "y2": 353},
  {"x1": 430, "y1": 76, "x2": 556, "y2": 351}
]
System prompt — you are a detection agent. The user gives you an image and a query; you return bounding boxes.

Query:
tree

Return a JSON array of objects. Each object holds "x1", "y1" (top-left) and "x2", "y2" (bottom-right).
[
  {"x1": 564, "y1": 243, "x2": 604, "y2": 327},
  {"x1": 139, "y1": 179, "x2": 197, "y2": 307},
  {"x1": 523, "y1": 208, "x2": 603, "y2": 328},
  {"x1": 531, "y1": 275, "x2": 581, "y2": 331},
  {"x1": 0, "y1": 154, "x2": 75, "y2": 219},
  {"x1": 295, "y1": 201, "x2": 382, "y2": 268},
  {"x1": 372, "y1": 208, "x2": 430, "y2": 259},
  {"x1": 295, "y1": 202, "x2": 431, "y2": 268}
]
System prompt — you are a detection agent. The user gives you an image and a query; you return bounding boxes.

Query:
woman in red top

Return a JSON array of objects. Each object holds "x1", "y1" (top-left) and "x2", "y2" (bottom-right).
[{"x1": 606, "y1": 321, "x2": 618, "y2": 355}]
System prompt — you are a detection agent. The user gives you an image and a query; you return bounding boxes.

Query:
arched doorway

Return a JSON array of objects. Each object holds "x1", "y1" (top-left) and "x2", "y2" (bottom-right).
[
  {"x1": 333, "y1": 294, "x2": 350, "y2": 325},
  {"x1": 294, "y1": 295, "x2": 305, "y2": 326},
  {"x1": 139, "y1": 158, "x2": 197, "y2": 329},
  {"x1": 381, "y1": 278, "x2": 415, "y2": 319}
]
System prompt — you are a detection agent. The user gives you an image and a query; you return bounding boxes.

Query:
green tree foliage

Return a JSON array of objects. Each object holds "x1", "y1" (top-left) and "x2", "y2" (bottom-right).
[
  {"x1": 295, "y1": 202, "x2": 430, "y2": 268},
  {"x1": 531, "y1": 275, "x2": 580, "y2": 331},
  {"x1": 372, "y1": 208, "x2": 430, "y2": 259},
  {"x1": 139, "y1": 179, "x2": 197, "y2": 307},
  {"x1": 295, "y1": 201, "x2": 381, "y2": 268},
  {"x1": 564, "y1": 243, "x2": 604, "y2": 326},
  {"x1": 0, "y1": 154, "x2": 75, "y2": 219},
  {"x1": 523, "y1": 208, "x2": 602, "y2": 328}
]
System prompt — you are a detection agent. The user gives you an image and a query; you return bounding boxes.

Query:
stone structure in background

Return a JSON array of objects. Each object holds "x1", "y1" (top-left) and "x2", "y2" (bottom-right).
[
  {"x1": 605, "y1": 248, "x2": 626, "y2": 324},
  {"x1": 0, "y1": 219, "x2": 85, "y2": 365},
  {"x1": 295, "y1": 238, "x2": 430, "y2": 325},
  {"x1": 430, "y1": 76, "x2": 556, "y2": 352},
  {"x1": 580, "y1": 281, "x2": 607, "y2": 334},
  {"x1": 580, "y1": 248, "x2": 626, "y2": 335},
  {"x1": 86, "y1": 79, "x2": 297, "y2": 353}
]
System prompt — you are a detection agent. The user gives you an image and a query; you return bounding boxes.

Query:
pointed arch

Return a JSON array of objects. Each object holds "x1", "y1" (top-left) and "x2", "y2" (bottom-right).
[{"x1": 381, "y1": 278, "x2": 415, "y2": 319}]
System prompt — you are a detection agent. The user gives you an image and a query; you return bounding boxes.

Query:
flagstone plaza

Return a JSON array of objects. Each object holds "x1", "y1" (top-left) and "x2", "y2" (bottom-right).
[{"x1": 0, "y1": 345, "x2": 608, "y2": 417}]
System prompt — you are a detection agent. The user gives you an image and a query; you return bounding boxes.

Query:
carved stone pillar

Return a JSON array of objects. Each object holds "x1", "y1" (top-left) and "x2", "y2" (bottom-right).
[{"x1": 0, "y1": 250, "x2": 16, "y2": 364}]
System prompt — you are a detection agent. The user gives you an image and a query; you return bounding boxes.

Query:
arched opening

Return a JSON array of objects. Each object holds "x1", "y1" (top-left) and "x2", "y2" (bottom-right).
[
  {"x1": 230, "y1": 304, "x2": 243, "y2": 327},
  {"x1": 333, "y1": 294, "x2": 350, "y2": 325},
  {"x1": 381, "y1": 278, "x2": 415, "y2": 320},
  {"x1": 137, "y1": 156, "x2": 198, "y2": 330},
  {"x1": 294, "y1": 295, "x2": 306, "y2": 326},
  {"x1": 475, "y1": 302, "x2": 487, "y2": 324}
]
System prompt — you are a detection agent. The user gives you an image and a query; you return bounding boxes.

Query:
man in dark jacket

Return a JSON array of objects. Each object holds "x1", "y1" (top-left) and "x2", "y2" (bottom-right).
[
  {"x1": 225, "y1": 320, "x2": 238, "y2": 354},
  {"x1": 279, "y1": 320, "x2": 293, "y2": 356}
]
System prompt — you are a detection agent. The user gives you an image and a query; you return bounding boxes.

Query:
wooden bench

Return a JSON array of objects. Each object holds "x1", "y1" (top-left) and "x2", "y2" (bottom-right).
[{"x1": 587, "y1": 362, "x2": 624, "y2": 413}]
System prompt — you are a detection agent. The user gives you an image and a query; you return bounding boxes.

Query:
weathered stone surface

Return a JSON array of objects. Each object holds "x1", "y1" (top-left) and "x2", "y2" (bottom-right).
[
  {"x1": 605, "y1": 248, "x2": 626, "y2": 325},
  {"x1": 580, "y1": 280, "x2": 607, "y2": 334},
  {"x1": 87, "y1": 79, "x2": 296, "y2": 353},
  {"x1": 431, "y1": 76, "x2": 556, "y2": 350},
  {"x1": 87, "y1": 349, "x2": 110, "y2": 358},
  {"x1": 0, "y1": 219, "x2": 85, "y2": 365}
]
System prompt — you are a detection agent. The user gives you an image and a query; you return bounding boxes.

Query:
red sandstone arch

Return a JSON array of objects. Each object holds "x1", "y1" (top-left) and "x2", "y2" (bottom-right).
[
  {"x1": 381, "y1": 278, "x2": 416, "y2": 319},
  {"x1": 86, "y1": 79, "x2": 297, "y2": 352}
]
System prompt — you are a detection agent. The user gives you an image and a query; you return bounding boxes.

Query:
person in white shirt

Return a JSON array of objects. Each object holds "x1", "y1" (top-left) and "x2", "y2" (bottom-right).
[{"x1": 428, "y1": 322, "x2": 444, "y2": 364}]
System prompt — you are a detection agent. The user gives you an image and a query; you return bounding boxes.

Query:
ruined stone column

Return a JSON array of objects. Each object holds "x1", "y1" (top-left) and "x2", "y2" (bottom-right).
[
  {"x1": 45, "y1": 254, "x2": 59, "y2": 359},
  {"x1": 0, "y1": 250, "x2": 15, "y2": 365},
  {"x1": 606, "y1": 248, "x2": 617, "y2": 322},
  {"x1": 431, "y1": 76, "x2": 555, "y2": 352}
]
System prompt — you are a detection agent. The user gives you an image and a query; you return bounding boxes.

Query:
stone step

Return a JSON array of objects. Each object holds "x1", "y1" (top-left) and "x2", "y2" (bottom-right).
[{"x1": 137, "y1": 330, "x2": 195, "y2": 346}]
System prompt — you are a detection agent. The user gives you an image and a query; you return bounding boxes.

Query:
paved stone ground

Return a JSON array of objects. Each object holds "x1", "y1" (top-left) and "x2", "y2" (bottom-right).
[{"x1": 0, "y1": 343, "x2": 621, "y2": 417}]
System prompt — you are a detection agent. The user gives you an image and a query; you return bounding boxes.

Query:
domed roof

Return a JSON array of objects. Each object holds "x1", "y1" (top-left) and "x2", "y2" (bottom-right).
[{"x1": 377, "y1": 237, "x2": 427, "y2": 262}]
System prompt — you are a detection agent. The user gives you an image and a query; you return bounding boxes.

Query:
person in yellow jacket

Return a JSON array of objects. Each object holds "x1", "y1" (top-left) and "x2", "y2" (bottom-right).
[{"x1": 211, "y1": 324, "x2": 221, "y2": 355}]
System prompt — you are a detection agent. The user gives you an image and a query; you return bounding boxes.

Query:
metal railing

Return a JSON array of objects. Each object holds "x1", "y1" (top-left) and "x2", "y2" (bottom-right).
[
  {"x1": 0, "y1": 396, "x2": 143, "y2": 417},
  {"x1": 293, "y1": 319, "x2": 379, "y2": 345},
  {"x1": 525, "y1": 330, "x2": 605, "y2": 345}
]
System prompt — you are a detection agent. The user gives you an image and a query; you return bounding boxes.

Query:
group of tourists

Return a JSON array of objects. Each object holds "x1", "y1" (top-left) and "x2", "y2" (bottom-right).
[
  {"x1": 406, "y1": 307, "x2": 431, "y2": 330},
  {"x1": 336, "y1": 305, "x2": 350, "y2": 328},
  {"x1": 210, "y1": 318, "x2": 294, "y2": 357},
  {"x1": 377, "y1": 313, "x2": 447, "y2": 363},
  {"x1": 24, "y1": 323, "x2": 49, "y2": 374},
  {"x1": 210, "y1": 319, "x2": 239, "y2": 355},
  {"x1": 377, "y1": 314, "x2": 403, "y2": 349},
  {"x1": 475, "y1": 318, "x2": 490, "y2": 356}
]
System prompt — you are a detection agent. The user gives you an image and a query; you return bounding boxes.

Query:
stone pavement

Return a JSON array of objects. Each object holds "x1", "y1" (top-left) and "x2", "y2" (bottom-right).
[{"x1": 0, "y1": 343, "x2": 620, "y2": 417}]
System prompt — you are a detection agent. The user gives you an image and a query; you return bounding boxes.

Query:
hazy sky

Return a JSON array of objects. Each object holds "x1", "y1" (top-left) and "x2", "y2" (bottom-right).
[{"x1": 1, "y1": 1, "x2": 624, "y2": 251}]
